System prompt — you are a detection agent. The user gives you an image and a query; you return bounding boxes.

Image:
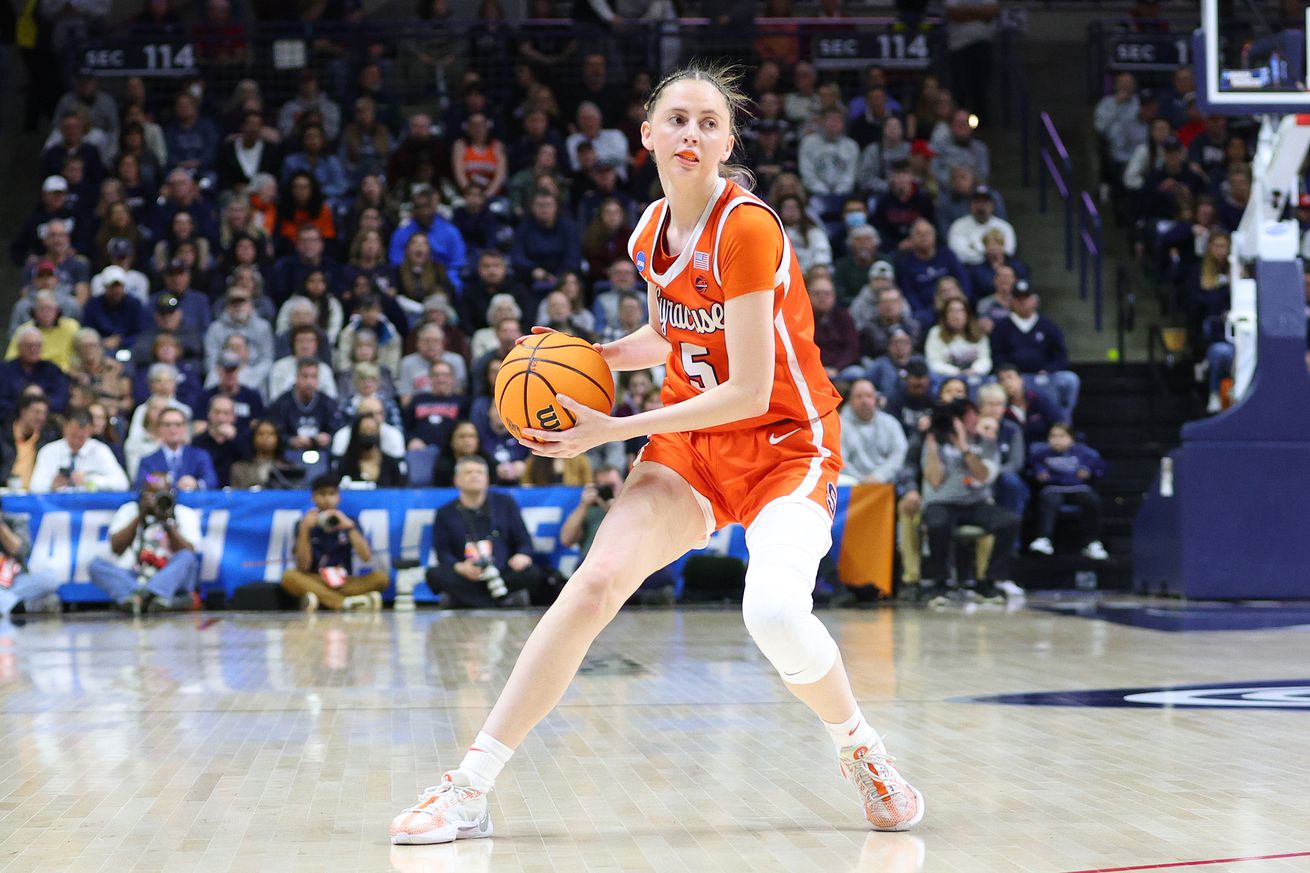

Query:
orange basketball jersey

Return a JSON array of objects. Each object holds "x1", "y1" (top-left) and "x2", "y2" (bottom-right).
[{"x1": 627, "y1": 176, "x2": 841, "y2": 434}]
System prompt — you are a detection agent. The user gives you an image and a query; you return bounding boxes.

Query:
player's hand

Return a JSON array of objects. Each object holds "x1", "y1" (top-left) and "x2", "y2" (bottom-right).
[
  {"x1": 520, "y1": 394, "x2": 615, "y2": 458},
  {"x1": 516, "y1": 326, "x2": 606, "y2": 356}
]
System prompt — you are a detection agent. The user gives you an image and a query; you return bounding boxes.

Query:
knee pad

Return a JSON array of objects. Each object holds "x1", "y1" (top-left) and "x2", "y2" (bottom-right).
[{"x1": 741, "y1": 500, "x2": 839, "y2": 685}]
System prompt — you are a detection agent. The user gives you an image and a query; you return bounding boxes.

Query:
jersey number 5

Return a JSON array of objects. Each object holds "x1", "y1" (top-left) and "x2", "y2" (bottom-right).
[{"x1": 680, "y1": 342, "x2": 721, "y2": 391}]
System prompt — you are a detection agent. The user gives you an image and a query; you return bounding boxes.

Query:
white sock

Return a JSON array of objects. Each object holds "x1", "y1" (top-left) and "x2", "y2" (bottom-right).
[
  {"x1": 458, "y1": 731, "x2": 514, "y2": 791},
  {"x1": 823, "y1": 708, "x2": 879, "y2": 752}
]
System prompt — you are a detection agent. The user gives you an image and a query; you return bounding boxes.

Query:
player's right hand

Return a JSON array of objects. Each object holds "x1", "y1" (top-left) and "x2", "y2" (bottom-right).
[{"x1": 515, "y1": 325, "x2": 606, "y2": 355}]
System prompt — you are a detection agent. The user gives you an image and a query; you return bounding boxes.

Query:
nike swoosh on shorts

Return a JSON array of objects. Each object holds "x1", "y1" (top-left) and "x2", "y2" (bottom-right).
[{"x1": 768, "y1": 428, "x2": 801, "y2": 445}]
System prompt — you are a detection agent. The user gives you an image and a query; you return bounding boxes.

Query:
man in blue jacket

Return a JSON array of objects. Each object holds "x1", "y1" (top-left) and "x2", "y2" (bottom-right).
[
  {"x1": 134, "y1": 407, "x2": 219, "y2": 491},
  {"x1": 1026, "y1": 422, "x2": 1109, "y2": 560},
  {"x1": 988, "y1": 285, "x2": 1079, "y2": 421},
  {"x1": 388, "y1": 185, "x2": 466, "y2": 291},
  {"x1": 425, "y1": 455, "x2": 542, "y2": 608},
  {"x1": 893, "y1": 218, "x2": 971, "y2": 327}
]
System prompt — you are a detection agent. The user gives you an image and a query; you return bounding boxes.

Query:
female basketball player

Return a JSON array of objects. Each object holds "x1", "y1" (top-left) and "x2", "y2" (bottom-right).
[{"x1": 391, "y1": 63, "x2": 924, "y2": 845}]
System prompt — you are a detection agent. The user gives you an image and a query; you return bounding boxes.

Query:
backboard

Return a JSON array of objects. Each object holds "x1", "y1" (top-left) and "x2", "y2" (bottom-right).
[{"x1": 1195, "y1": 0, "x2": 1310, "y2": 115}]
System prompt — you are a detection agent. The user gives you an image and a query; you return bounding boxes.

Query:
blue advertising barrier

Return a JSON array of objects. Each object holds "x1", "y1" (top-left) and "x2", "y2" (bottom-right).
[{"x1": 5, "y1": 486, "x2": 862, "y2": 603}]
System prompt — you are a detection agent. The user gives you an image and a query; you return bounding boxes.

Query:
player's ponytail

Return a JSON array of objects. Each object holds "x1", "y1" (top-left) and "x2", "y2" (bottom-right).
[{"x1": 645, "y1": 60, "x2": 757, "y2": 192}]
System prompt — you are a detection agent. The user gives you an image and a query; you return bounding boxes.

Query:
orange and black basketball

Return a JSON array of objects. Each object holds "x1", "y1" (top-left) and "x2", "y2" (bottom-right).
[{"x1": 495, "y1": 332, "x2": 615, "y2": 441}]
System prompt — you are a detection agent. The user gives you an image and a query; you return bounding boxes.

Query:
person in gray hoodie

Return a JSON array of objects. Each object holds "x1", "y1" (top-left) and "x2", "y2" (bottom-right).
[
  {"x1": 204, "y1": 286, "x2": 274, "y2": 389},
  {"x1": 838, "y1": 379, "x2": 907, "y2": 486}
]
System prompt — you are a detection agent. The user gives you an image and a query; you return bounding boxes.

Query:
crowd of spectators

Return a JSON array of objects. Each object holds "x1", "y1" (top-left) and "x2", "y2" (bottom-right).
[{"x1": 3, "y1": 0, "x2": 1108, "y2": 612}]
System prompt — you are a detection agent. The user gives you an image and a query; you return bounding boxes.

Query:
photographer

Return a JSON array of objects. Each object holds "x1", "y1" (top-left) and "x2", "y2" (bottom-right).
[
  {"x1": 918, "y1": 400, "x2": 1020, "y2": 603},
  {"x1": 88, "y1": 475, "x2": 202, "y2": 614},
  {"x1": 0, "y1": 498, "x2": 64, "y2": 619},
  {"x1": 280, "y1": 474, "x2": 387, "y2": 611},
  {"x1": 559, "y1": 466, "x2": 677, "y2": 605},
  {"x1": 426, "y1": 455, "x2": 542, "y2": 608}
]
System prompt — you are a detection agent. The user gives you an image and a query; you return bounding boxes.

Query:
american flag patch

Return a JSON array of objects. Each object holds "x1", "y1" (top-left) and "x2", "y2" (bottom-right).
[{"x1": 693, "y1": 250, "x2": 710, "y2": 270}]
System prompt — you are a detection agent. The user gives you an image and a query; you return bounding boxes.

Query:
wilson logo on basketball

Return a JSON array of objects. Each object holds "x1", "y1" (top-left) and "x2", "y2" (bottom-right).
[
  {"x1": 655, "y1": 287, "x2": 725, "y2": 336},
  {"x1": 535, "y1": 406, "x2": 562, "y2": 430}
]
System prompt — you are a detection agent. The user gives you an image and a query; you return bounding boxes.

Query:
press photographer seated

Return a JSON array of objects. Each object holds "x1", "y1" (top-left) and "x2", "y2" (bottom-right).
[
  {"x1": 425, "y1": 455, "x2": 543, "y2": 609},
  {"x1": 88, "y1": 475, "x2": 201, "y2": 615},
  {"x1": 280, "y1": 475, "x2": 387, "y2": 612}
]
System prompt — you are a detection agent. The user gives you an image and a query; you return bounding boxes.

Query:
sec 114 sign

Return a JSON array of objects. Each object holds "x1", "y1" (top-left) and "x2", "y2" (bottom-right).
[
  {"x1": 79, "y1": 41, "x2": 197, "y2": 77},
  {"x1": 812, "y1": 30, "x2": 934, "y2": 71}
]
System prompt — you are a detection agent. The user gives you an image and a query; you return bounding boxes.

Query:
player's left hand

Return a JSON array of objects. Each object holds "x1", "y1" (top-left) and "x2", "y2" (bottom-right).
[{"x1": 520, "y1": 394, "x2": 617, "y2": 458}]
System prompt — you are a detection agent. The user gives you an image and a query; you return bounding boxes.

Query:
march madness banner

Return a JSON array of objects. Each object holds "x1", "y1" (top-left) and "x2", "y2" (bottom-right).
[{"x1": 2, "y1": 484, "x2": 889, "y2": 602}]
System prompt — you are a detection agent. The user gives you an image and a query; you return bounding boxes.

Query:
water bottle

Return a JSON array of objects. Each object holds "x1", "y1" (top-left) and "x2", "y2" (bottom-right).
[{"x1": 1160, "y1": 456, "x2": 1174, "y2": 498}]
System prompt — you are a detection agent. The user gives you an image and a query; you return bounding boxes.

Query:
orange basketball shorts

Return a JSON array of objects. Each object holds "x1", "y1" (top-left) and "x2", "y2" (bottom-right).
[{"x1": 636, "y1": 408, "x2": 844, "y2": 540}]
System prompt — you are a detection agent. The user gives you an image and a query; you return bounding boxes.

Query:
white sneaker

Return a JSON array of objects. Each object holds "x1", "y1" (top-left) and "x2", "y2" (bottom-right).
[
  {"x1": 341, "y1": 593, "x2": 372, "y2": 611},
  {"x1": 300, "y1": 591, "x2": 319, "y2": 612},
  {"x1": 994, "y1": 580, "x2": 1026, "y2": 601},
  {"x1": 1083, "y1": 541, "x2": 1109, "y2": 560},
  {"x1": 1206, "y1": 392, "x2": 1222, "y2": 414},
  {"x1": 390, "y1": 771, "x2": 493, "y2": 845},
  {"x1": 839, "y1": 740, "x2": 925, "y2": 831},
  {"x1": 1028, "y1": 537, "x2": 1054, "y2": 555},
  {"x1": 367, "y1": 590, "x2": 383, "y2": 610}
]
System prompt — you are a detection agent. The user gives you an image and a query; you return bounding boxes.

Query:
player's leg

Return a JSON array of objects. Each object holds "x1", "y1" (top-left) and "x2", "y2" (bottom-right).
[
  {"x1": 742, "y1": 498, "x2": 924, "y2": 831},
  {"x1": 391, "y1": 460, "x2": 711, "y2": 845}
]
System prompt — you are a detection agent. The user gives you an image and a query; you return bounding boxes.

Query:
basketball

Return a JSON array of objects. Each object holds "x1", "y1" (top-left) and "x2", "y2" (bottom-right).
[{"x1": 494, "y1": 332, "x2": 615, "y2": 441}]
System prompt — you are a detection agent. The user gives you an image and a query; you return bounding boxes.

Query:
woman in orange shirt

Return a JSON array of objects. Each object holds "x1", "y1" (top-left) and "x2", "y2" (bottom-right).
[
  {"x1": 391, "y1": 64, "x2": 924, "y2": 847},
  {"x1": 274, "y1": 170, "x2": 336, "y2": 252}
]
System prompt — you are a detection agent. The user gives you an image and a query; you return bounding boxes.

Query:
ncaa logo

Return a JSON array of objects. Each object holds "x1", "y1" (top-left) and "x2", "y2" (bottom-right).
[
  {"x1": 634, "y1": 250, "x2": 647, "y2": 273},
  {"x1": 825, "y1": 483, "x2": 838, "y2": 518}
]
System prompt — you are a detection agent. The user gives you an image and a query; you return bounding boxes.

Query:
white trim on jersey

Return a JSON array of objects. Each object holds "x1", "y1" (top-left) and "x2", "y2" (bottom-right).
[
  {"x1": 628, "y1": 199, "x2": 663, "y2": 263},
  {"x1": 710, "y1": 193, "x2": 793, "y2": 298},
  {"x1": 773, "y1": 310, "x2": 831, "y2": 501},
  {"x1": 644, "y1": 176, "x2": 727, "y2": 288}
]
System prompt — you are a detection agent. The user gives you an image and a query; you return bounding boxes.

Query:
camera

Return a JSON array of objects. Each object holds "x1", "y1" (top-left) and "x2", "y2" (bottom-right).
[
  {"x1": 479, "y1": 560, "x2": 508, "y2": 599},
  {"x1": 319, "y1": 511, "x2": 343, "y2": 531},
  {"x1": 146, "y1": 491, "x2": 176, "y2": 520},
  {"x1": 595, "y1": 484, "x2": 615, "y2": 502},
  {"x1": 929, "y1": 403, "x2": 962, "y2": 443}
]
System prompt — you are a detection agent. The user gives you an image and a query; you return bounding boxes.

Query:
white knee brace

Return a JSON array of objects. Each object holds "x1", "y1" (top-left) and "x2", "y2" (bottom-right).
[{"x1": 741, "y1": 499, "x2": 840, "y2": 685}]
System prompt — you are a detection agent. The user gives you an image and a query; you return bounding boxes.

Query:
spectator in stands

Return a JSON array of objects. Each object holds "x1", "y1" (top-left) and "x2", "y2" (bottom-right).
[
  {"x1": 388, "y1": 185, "x2": 466, "y2": 290},
  {"x1": 975, "y1": 264, "x2": 1022, "y2": 334},
  {"x1": 873, "y1": 161, "x2": 936, "y2": 250},
  {"x1": 453, "y1": 184, "x2": 512, "y2": 254},
  {"x1": 947, "y1": 185, "x2": 1016, "y2": 266},
  {"x1": 1217, "y1": 164, "x2": 1251, "y2": 233},
  {"x1": 1188, "y1": 115, "x2": 1229, "y2": 184},
  {"x1": 520, "y1": 440, "x2": 594, "y2": 486},
  {"x1": 269, "y1": 325, "x2": 338, "y2": 401},
  {"x1": 430, "y1": 420, "x2": 496, "y2": 487},
  {"x1": 931, "y1": 109, "x2": 990, "y2": 188},
  {"x1": 281, "y1": 475, "x2": 387, "y2": 611},
  {"x1": 996, "y1": 363, "x2": 1062, "y2": 446},
  {"x1": 205, "y1": 287, "x2": 275, "y2": 389},
  {"x1": 8, "y1": 292, "x2": 79, "y2": 372},
  {"x1": 1140, "y1": 136, "x2": 1207, "y2": 219},
  {"x1": 217, "y1": 111, "x2": 283, "y2": 193},
  {"x1": 405, "y1": 360, "x2": 468, "y2": 451},
  {"x1": 339, "y1": 98, "x2": 395, "y2": 185},
  {"x1": 8, "y1": 261, "x2": 77, "y2": 339},
  {"x1": 0, "y1": 501, "x2": 64, "y2": 620},
  {"x1": 41, "y1": 110, "x2": 104, "y2": 186},
  {"x1": 988, "y1": 285, "x2": 1079, "y2": 420},
  {"x1": 744, "y1": 118, "x2": 797, "y2": 194},
  {"x1": 274, "y1": 173, "x2": 337, "y2": 254},
  {"x1": 968, "y1": 229, "x2": 1029, "y2": 302},
  {"x1": 68, "y1": 327, "x2": 130, "y2": 417},
  {"x1": 277, "y1": 268, "x2": 345, "y2": 346},
  {"x1": 976, "y1": 382, "x2": 1027, "y2": 517},
  {"x1": 90, "y1": 238, "x2": 149, "y2": 302},
  {"x1": 80, "y1": 268, "x2": 144, "y2": 352},
  {"x1": 775, "y1": 194, "x2": 831, "y2": 273},
  {"x1": 832, "y1": 225, "x2": 881, "y2": 305},
  {"x1": 452, "y1": 113, "x2": 509, "y2": 198},
  {"x1": 1184, "y1": 232, "x2": 1233, "y2": 412},
  {"x1": 1123, "y1": 117, "x2": 1173, "y2": 195},
  {"x1": 159, "y1": 259, "x2": 212, "y2": 334},
  {"x1": 783, "y1": 61, "x2": 820, "y2": 127},
  {"x1": 0, "y1": 327, "x2": 70, "y2": 416},
  {"x1": 26, "y1": 218, "x2": 91, "y2": 304},
  {"x1": 0, "y1": 395, "x2": 58, "y2": 490},
  {"x1": 135, "y1": 291, "x2": 203, "y2": 363},
  {"x1": 53, "y1": 74, "x2": 119, "y2": 143},
  {"x1": 886, "y1": 357, "x2": 936, "y2": 436},
  {"x1": 339, "y1": 361, "x2": 404, "y2": 430},
  {"x1": 565, "y1": 102, "x2": 629, "y2": 178},
  {"x1": 798, "y1": 107, "x2": 860, "y2": 209},
  {"x1": 1027, "y1": 422, "x2": 1109, "y2": 560},
  {"x1": 191, "y1": 395, "x2": 247, "y2": 487},
  {"x1": 152, "y1": 169, "x2": 219, "y2": 246},
  {"x1": 581, "y1": 197, "x2": 632, "y2": 283},
  {"x1": 918, "y1": 401, "x2": 1018, "y2": 603},
  {"x1": 203, "y1": 351, "x2": 265, "y2": 428},
  {"x1": 29, "y1": 408, "x2": 129, "y2": 493},
  {"x1": 269, "y1": 357, "x2": 338, "y2": 452},
  {"x1": 134, "y1": 407, "x2": 218, "y2": 491},
  {"x1": 426, "y1": 455, "x2": 540, "y2": 608},
  {"x1": 925, "y1": 297, "x2": 992, "y2": 385},
  {"x1": 592, "y1": 258, "x2": 642, "y2": 333},
  {"x1": 283, "y1": 124, "x2": 350, "y2": 211},
  {"x1": 278, "y1": 70, "x2": 342, "y2": 142},
  {"x1": 808, "y1": 274, "x2": 862, "y2": 382},
  {"x1": 336, "y1": 296, "x2": 402, "y2": 379},
  {"x1": 90, "y1": 474, "x2": 200, "y2": 614},
  {"x1": 838, "y1": 378, "x2": 907, "y2": 485},
  {"x1": 334, "y1": 412, "x2": 406, "y2": 488},
  {"x1": 1102, "y1": 88, "x2": 1156, "y2": 200},
  {"x1": 227, "y1": 419, "x2": 297, "y2": 489},
  {"x1": 1094, "y1": 73, "x2": 1140, "y2": 162},
  {"x1": 131, "y1": 334, "x2": 200, "y2": 414},
  {"x1": 894, "y1": 218, "x2": 971, "y2": 327},
  {"x1": 512, "y1": 191, "x2": 581, "y2": 292},
  {"x1": 10, "y1": 176, "x2": 78, "y2": 268},
  {"x1": 598, "y1": 291, "x2": 647, "y2": 345},
  {"x1": 164, "y1": 92, "x2": 220, "y2": 179}
]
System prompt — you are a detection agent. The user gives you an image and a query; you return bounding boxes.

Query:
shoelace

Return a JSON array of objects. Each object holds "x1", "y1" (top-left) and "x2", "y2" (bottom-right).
[
  {"x1": 405, "y1": 781, "x2": 477, "y2": 817},
  {"x1": 846, "y1": 749, "x2": 904, "y2": 799}
]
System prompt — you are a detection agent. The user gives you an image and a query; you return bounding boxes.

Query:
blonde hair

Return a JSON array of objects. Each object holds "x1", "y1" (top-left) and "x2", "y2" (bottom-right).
[{"x1": 645, "y1": 61, "x2": 755, "y2": 190}]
